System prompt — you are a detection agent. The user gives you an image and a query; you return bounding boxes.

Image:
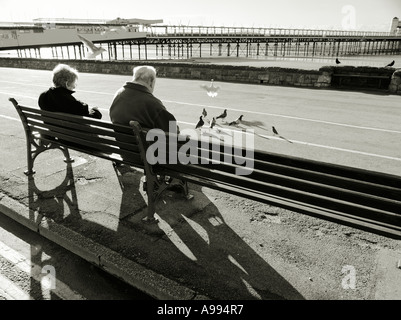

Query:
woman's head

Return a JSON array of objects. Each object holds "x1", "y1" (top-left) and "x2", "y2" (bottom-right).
[{"x1": 52, "y1": 64, "x2": 79, "y2": 90}]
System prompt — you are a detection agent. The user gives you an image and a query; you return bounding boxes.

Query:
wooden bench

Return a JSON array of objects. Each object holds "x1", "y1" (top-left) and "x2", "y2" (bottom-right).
[
  {"x1": 9, "y1": 97, "x2": 401, "y2": 239},
  {"x1": 331, "y1": 73, "x2": 391, "y2": 90}
]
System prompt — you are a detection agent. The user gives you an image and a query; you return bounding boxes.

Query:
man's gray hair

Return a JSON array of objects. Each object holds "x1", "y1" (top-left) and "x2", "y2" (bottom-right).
[
  {"x1": 52, "y1": 64, "x2": 79, "y2": 88},
  {"x1": 133, "y1": 66, "x2": 156, "y2": 83}
]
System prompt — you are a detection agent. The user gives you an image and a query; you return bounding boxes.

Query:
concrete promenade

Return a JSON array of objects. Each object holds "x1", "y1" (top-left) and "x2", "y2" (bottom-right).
[{"x1": 0, "y1": 65, "x2": 401, "y2": 300}]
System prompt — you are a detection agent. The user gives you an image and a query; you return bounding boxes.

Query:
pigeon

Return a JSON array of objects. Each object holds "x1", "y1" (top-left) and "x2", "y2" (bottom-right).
[
  {"x1": 195, "y1": 116, "x2": 204, "y2": 129},
  {"x1": 386, "y1": 60, "x2": 395, "y2": 67},
  {"x1": 335, "y1": 58, "x2": 341, "y2": 64},
  {"x1": 202, "y1": 108, "x2": 207, "y2": 118},
  {"x1": 228, "y1": 115, "x2": 244, "y2": 126},
  {"x1": 209, "y1": 117, "x2": 216, "y2": 129},
  {"x1": 78, "y1": 34, "x2": 106, "y2": 59},
  {"x1": 200, "y1": 79, "x2": 220, "y2": 97},
  {"x1": 272, "y1": 126, "x2": 279, "y2": 135},
  {"x1": 216, "y1": 109, "x2": 227, "y2": 121}
]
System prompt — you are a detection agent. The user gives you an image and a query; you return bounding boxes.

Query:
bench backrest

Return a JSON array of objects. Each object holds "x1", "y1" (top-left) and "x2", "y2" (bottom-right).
[
  {"x1": 9, "y1": 98, "x2": 144, "y2": 168},
  {"x1": 131, "y1": 120, "x2": 401, "y2": 212}
]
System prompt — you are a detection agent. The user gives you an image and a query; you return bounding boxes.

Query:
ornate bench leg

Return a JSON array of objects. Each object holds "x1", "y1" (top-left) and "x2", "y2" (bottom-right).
[
  {"x1": 111, "y1": 161, "x2": 125, "y2": 191},
  {"x1": 60, "y1": 146, "x2": 74, "y2": 163},
  {"x1": 24, "y1": 136, "x2": 74, "y2": 175},
  {"x1": 142, "y1": 174, "x2": 160, "y2": 224},
  {"x1": 24, "y1": 154, "x2": 36, "y2": 176},
  {"x1": 24, "y1": 137, "x2": 36, "y2": 176},
  {"x1": 130, "y1": 121, "x2": 192, "y2": 223},
  {"x1": 180, "y1": 180, "x2": 194, "y2": 200}
]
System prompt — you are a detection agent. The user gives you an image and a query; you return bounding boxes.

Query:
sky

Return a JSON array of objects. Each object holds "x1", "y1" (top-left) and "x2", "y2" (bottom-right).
[{"x1": 0, "y1": 0, "x2": 400, "y2": 31}]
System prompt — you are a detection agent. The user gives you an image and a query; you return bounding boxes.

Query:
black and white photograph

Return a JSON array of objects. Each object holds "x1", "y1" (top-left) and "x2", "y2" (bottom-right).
[{"x1": 0, "y1": 0, "x2": 400, "y2": 311}]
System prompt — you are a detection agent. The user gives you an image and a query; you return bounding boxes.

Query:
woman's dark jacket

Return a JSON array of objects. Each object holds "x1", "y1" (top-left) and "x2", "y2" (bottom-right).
[{"x1": 38, "y1": 87, "x2": 102, "y2": 119}]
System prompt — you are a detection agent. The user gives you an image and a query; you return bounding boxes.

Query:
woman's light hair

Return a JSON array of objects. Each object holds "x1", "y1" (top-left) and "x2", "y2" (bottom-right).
[
  {"x1": 52, "y1": 64, "x2": 79, "y2": 88},
  {"x1": 133, "y1": 65, "x2": 156, "y2": 83}
]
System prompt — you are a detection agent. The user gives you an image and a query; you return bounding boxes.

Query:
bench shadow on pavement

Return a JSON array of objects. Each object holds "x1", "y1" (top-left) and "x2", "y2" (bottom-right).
[
  {"x1": 27, "y1": 162, "x2": 81, "y2": 225},
  {"x1": 27, "y1": 160, "x2": 304, "y2": 300},
  {"x1": 26, "y1": 162, "x2": 81, "y2": 300},
  {"x1": 116, "y1": 169, "x2": 304, "y2": 300}
]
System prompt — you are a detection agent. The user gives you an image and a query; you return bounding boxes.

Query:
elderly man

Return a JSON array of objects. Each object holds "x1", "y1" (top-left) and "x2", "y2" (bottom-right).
[
  {"x1": 109, "y1": 65, "x2": 178, "y2": 133},
  {"x1": 109, "y1": 65, "x2": 181, "y2": 192}
]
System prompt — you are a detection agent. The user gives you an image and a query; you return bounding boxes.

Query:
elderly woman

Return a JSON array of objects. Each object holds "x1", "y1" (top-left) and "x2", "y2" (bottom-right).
[{"x1": 38, "y1": 64, "x2": 102, "y2": 119}]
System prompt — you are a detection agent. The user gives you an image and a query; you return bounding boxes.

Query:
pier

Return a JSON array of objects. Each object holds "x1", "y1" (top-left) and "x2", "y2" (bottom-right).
[{"x1": 2, "y1": 23, "x2": 401, "y2": 61}]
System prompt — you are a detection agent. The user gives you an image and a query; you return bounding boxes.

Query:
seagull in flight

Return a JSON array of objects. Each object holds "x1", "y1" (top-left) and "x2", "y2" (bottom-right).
[
  {"x1": 228, "y1": 115, "x2": 244, "y2": 126},
  {"x1": 386, "y1": 60, "x2": 395, "y2": 67},
  {"x1": 78, "y1": 34, "x2": 106, "y2": 59},
  {"x1": 200, "y1": 79, "x2": 220, "y2": 97}
]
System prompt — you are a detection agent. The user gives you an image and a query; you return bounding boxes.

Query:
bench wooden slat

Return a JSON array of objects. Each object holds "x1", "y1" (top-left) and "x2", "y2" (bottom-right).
[
  {"x1": 176, "y1": 136, "x2": 401, "y2": 189},
  {"x1": 175, "y1": 171, "x2": 401, "y2": 237},
  {"x1": 157, "y1": 161, "x2": 401, "y2": 214},
  {"x1": 26, "y1": 118, "x2": 140, "y2": 154},
  {"x1": 253, "y1": 150, "x2": 401, "y2": 187},
  {"x1": 161, "y1": 163, "x2": 400, "y2": 221},
  {"x1": 20, "y1": 105, "x2": 116, "y2": 128},
  {"x1": 165, "y1": 139, "x2": 401, "y2": 202},
  {"x1": 252, "y1": 160, "x2": 401, "y2": 201},
  {"x1": 182, "y1": 174, "x2": 401, "y2": 227},
  {"x1": 28, "y1": 125, "x2": 143, "y2": 166},
  {"x1": 25, "y1": 112, "x2": 139, "y2": 149}
]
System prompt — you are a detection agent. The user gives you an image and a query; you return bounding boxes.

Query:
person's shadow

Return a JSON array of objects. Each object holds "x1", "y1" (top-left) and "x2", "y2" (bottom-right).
[
  {"x1": 25, "y1": 157, "x2": 303, "y2": 300},
  {"x1": 117, "y1": 172, "x2": 304, "y2": 300}
]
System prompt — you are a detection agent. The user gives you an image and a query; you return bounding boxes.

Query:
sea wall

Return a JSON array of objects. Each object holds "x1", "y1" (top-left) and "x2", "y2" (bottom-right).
[
  {"x1": 0, "y1": 57, "x2": 330, "y2": 88},
  {"x1": 0, "y1": 57, "x2": 399, "y2": 93},
  {"x1": 322, "y1": 65, "x2": 396, "y2": 91}
]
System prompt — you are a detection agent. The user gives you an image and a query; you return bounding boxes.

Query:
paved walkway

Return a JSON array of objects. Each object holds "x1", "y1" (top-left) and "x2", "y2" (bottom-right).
[{"x1": 1, "y1": 111, "x2": 401, "y2": 300}]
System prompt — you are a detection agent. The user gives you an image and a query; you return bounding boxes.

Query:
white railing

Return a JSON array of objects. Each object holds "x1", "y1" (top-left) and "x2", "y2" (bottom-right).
[{"x1": 146, "y1": 25, "x2": 394, "y2": 38}]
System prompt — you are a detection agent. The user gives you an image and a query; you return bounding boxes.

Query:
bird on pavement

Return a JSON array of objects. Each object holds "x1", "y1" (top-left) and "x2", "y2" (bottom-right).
[
  {"x1": 386, "y1": 60, "x2": 395, "y2": 67},
  {"x1": 335, "y1": 58, "x2": 341, "y2": 64},
  {"x1": 209, "y1": 117, "x2": 216, "y2": 129},
  {"x1": 200, "y1": 79, "x2": 220, "y2": 97},
  {"x1": 228, "y1": 115, "x2": 244, "y2": 126},
  {"x1": 202, "y1": 108, "x2": 207, "y2": 118},
  {"x1": 78, "y1": 34, "x2": 106, "y2": 59},
  {"x1": 216, "y1": 109, "x2": 227, "y2": 121},
  {"x1": 272, "y1": 126, "x2": 279, "y2": 135},
  {"x1": 195, "y1": 116, "x2": 204, "y2": 129}
]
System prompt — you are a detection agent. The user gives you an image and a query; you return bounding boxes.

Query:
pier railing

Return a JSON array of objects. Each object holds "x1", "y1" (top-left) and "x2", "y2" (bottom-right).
[
  {"x1": 2, "y1": 23, "x2": 400, "y2": 60},
  {"x1": 145, "y1": 25, "x2": 396, "y2": 38}
]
